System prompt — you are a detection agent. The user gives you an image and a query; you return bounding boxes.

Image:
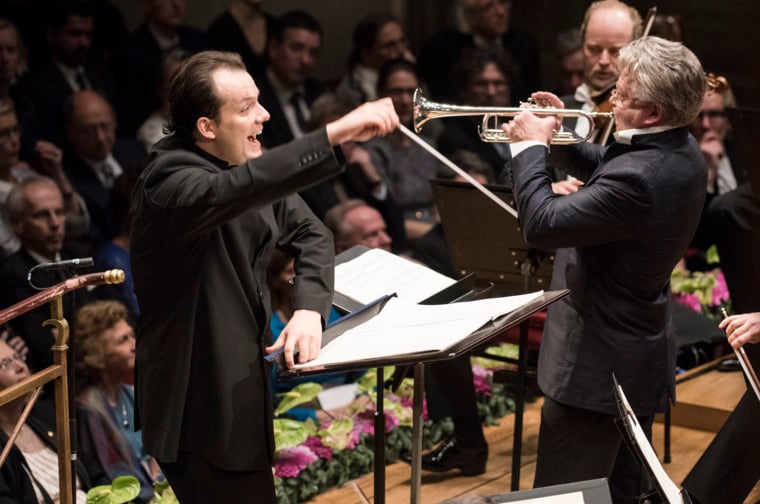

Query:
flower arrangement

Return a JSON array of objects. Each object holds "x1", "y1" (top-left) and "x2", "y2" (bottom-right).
[
  {"x1": 273, "y1": 345, "x2": 519, "y2": 503},
  {"x1": 671, "y1": 246, "x2": 731, "y2": 321}
]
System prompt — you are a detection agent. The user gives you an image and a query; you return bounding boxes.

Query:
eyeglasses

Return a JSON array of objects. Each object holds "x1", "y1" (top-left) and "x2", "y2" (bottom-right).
[
  {"x1": 0, "y1": 124, "x2": 20, "y2": 143},
  {"x1": 697, "y1": 110, "x2": 726, "y2": 121},
  {"x1": 610, "y1": 87, "x2": 651, "y2": 108},
  {"x1": 0, "y1": 352, "x2": 25, "y2": 371}
]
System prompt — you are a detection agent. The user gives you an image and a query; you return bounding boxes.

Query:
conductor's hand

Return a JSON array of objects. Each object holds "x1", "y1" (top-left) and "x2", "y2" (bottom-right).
[
  {"x1": 326, "y1": 98, "x2": 399, "y2": 145},
  {"x1": 720, "y1": 312, "x2": 760, "y2": 349},
  {"x1": 265, "y1": 309, "x2": 323, "y2": 368}
]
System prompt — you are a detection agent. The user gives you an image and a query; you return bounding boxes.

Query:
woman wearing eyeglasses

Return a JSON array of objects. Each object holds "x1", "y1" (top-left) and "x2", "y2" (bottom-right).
[
  {"x1": 74, "y1": 300, "x2": 161, "y2": 503},
  {"x1": 0, "y1": 340, "x2": 94, "y2": 503}
]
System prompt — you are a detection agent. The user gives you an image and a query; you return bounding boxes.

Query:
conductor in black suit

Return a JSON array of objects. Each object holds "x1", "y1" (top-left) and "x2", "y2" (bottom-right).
[
  {"x1": 254, "y1": 10, "x2": 326, "y2": 149},
  {"x1": 502, "y1": 36, "x2": 708, "y2": 500},
  {"x1": 129, "y1": 50, "x2": 398, "y2": 503}
]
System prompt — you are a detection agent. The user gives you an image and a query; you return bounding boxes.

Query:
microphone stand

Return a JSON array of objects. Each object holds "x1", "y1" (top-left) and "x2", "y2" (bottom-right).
[{"x1": 61, "y1": 264, "x2": 79, "y2": 500}]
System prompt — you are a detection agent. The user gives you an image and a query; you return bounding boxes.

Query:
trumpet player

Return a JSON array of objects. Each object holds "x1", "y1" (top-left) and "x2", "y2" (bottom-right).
[{"x1": 501, "y1": 36, "x2": 707, "y2": 502}]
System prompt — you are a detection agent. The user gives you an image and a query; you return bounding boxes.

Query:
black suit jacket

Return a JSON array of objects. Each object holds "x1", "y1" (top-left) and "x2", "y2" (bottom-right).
[
  {"x1": 512, "y1": 128, "x2": 706, "y2": 416},
  {"x1": 22, "y1": 60, "x2": 116, "y2": 148},
  {"x1": 254, "y1": 70, "x2": 326, "y2": 149},
  {"x1": 123, "y1": 24, "x2": 207, "y2": 135},
  {"x1": 419, "y1": 27, "x2": 541, "y2": 103},
  {"x1": 63, "y1": 140, "x2": 147, "y2": 249},
  {"x1": 0, "y1": 244, "x2": 94, "y2": 372},
  {"x1": 130, "y1": 130, "x2": 342, "y2": 471}
]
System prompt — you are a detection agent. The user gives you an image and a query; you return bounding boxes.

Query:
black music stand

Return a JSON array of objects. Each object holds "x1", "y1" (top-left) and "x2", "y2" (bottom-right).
[
  {"x1": 725, "y1": 106, "x2": 760, "y2": 195},
  {"x1": 432, "y1": 178, "x2": 555, "y2": 490},
  {"x1": 278, "y1": 289, "x2": 569, "y2": 504}
]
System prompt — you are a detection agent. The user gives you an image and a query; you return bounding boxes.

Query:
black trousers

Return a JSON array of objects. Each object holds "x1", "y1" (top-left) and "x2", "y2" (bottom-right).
[
  {"x1": 159, "y1": 452, "x2": 276, "y2": 504},
  {"x1": 533, "y1": 397, "x2": 654, "y2": 504}
]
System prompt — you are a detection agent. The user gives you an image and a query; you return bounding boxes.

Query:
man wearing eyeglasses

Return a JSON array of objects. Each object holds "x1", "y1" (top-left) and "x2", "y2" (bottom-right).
[{"x1": 502, "y1": 36, "x2": 707, "y2": 500}]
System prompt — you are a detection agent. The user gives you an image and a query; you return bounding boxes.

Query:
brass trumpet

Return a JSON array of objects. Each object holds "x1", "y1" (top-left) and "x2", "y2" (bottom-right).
[{"x1": 413, "y1": 89, "x2": 614, "y2": 144}]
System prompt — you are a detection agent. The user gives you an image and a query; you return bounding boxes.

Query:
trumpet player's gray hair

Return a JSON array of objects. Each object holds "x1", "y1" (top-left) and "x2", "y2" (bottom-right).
[{"x1": 618, "y1": 36, "x2": 706, "y2": 127}]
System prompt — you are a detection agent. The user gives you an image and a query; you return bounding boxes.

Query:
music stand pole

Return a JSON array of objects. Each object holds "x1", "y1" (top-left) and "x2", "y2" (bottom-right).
[{"x1": 410, "y1": 362, "x2": 425, "y2": 504}]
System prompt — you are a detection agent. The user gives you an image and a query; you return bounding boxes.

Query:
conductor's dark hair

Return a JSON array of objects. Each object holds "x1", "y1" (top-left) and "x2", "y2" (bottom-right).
[
  {"x1": 270, "y1": 10, "x2": 322, "y2": 43},
  {"x1": 165, "y1": 51, "x2": 246, "y2": 140}
]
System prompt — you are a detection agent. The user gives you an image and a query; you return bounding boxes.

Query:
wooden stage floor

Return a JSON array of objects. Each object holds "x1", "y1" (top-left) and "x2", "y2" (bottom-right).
[{"x1": 312, "y1": 363, "x2": 760, "y2": 504}]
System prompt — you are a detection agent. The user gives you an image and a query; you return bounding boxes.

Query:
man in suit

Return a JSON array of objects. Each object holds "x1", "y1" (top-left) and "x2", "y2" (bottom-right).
[
  {"x1": 418, "y1": 0, "x2": 540, "y2": 103},
  {"x1": 22, "y1": 0, "x2": 117, "y2": 149},
  {"x1": 502, "y1": 36, "x2": 707, "y2": 500},
  {"x1": 63, "y1": 90, "x2": 146, "y2": 250},
  {"x1": 0, "y1": 175, "x2": 93, "y2": 372},
  {"x1": 255, "y1": 10, "x2": 325, "y2": 149},
  {"x1": 559, "y1": 0, "x2": 642, "y2": 142},
  {"x1": 129, "y1": 50, "x2": 398, "y2": 502},
  {"x1": 122, "y1": 0, "x2": 207, "y2": 136}
]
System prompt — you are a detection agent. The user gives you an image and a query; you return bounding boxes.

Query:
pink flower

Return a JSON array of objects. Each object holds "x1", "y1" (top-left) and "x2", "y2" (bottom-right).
[
  {"x1": 273, "y1": 445, "x2": 318, "y2": 478},
  {"x1": 472, "y1": 366, "x2": 492, "y2": 396},
  {"x1": 673, "y1": 292, "x2": 702, "y2": 313},
  {"x1": 303, "y1": 435, "x2": 333, "y2": 460},
  {"x1": 710, "y1": 271, "x2": 730, "y2": 306}
]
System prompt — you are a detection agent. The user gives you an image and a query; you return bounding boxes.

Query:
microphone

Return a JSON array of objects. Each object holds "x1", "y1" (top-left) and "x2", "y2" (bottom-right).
[
  {"x1": 34, "y1": 257, "x2": 94, "y2": 271},
  {"x1": 27, "y1": 257, "x2": 95, "y2": 289}
]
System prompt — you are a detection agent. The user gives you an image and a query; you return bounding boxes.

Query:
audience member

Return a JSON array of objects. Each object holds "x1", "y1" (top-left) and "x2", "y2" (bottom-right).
[
  {"x1": 206, "y1": 0, "x2": 273, "y2": 75},
  {"x1": 554, "y1": 28, "x2": 584, "y2": 97},
  {"x1": 123, "y1": 0, "x2": 207, "y2": 135},
  {"x1": 0, "y1": 18, "x2": 40, "y2": 163},
  {"x1": 94, "y1": 171, "x2": 140, "y2": 323},
  {"x1": 326, "y1": 199, "x2": 393, "y2": 254},
  {"x1": 418, "y1": 0, "x2": 540, "y2": 103},
  {"x1": 436, "y1": 47, "x2": 514, "y2": 183},
  {"x1": 0, "y1": 176, "x2": 94, "y2": 373},
  {"x1": 0, "y1": 341, "x2": 95, "y2": 502},
  {"x1": 335, "y1": 13, "x2": 415, "y2": 107},
  {"x1": 75, "y1": 300, "x2": 160, "y2": 503},
  {"x1": 255, "y1": 10, "x2": 325, "y2": 148},
  {"x1": 297, "y1": 92, "x2": 407, "y2": 252},
  {"x1": 364, "y1": 59, "x2": 444, "y2": 241},
  {"x1": 501, "y1": 36, "x2": 706, "y2": 499},
  {"x1": 559, "y1": 0, "x2": 642, "y2": 142},
  {"x1": 0, "y1": 99, "x2": 89, "y2": 255},
  {"x1": 63, "y1": 90, "x2": 146, "y2": 250},
  {"x1": 22, "y1": 1, "x2": 118, "y2": 149},
  {"x1": 136, "y1": 47, "x2": 190, "y2": 151}
]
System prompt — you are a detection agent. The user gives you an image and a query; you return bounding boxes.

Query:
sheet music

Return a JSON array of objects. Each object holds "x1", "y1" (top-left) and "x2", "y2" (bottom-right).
[
  {"x1": 615, "y1": 384, "x2": 684, "y2": 504},
  {"x1": 295, "y1": 292, "x2": 543, "y2": 369},
  {"x1": 335, "y1": 248, "x2": 456, "y2": 305},
  {"x1": 498, "y1": 492, "x2": 585, "y2": 504}
]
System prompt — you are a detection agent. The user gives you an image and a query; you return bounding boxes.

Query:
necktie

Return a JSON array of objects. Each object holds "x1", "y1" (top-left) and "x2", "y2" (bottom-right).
[
  {"x1": 289, "y1": 91, "x2": 308, "y2": 133},
  {"x1": 75, "y1": 68, "x2": 90, "y2": 91}
]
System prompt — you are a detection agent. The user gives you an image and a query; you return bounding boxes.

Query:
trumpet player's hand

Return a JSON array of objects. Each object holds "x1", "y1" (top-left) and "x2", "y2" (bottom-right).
[
  {"x1": 502, "y1": 110, "x2": 557, "y2": 145},
  {"x1": 551, "y1": 177, "x2": 584, "y2": 195},
  {"x1": 530, "y1": 91, "x2": 564, "y2": 109}
]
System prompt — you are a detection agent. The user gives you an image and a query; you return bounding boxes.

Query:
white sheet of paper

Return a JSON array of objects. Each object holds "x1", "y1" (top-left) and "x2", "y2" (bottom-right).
[
  {"x1": 616, "y1": 384, "x2": 684, "y2": 504},
  {"x1": 296, "y1": 291, "x2": 543, "y2": 369},
  {"x1": 335, "y1": 248, "x2": 456, "y2": 304},
  {"x1": 497, "y1": 491, "x2": 585, "y2": 504}
]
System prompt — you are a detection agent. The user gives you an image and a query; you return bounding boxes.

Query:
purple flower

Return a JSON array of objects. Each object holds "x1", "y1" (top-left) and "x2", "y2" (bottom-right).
[
  {"x1": 273, "y1": 445, "x2": 318, "y2": 478},
  {"x1": 710, "y1": 271, "x2": 730, "y2": 306},
  {"x1": 673, "y1": 292, "x2": 702, "y2": 313},
  {"x1": 303, "y1": 435, "x2": 333, "y2": 460}
]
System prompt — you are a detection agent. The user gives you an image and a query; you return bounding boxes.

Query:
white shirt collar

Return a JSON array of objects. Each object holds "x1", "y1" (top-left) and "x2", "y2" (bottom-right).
[
  {"x1": 26, "y1": 248, "x2": 61, "y2": 265},
  {"x1": 613, "y1": 125, "x2": 676, "y2": 144}
]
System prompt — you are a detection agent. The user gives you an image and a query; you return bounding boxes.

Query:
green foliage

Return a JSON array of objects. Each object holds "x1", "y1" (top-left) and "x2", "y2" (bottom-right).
[
  {"x1": 274, "y1": 417, "x2": 316, "y2": 451},
  {"x1": 86, "y1": 476, "x2": 141, "y2": 504},
  {"x1": 274, "y1": 382, "x2": 324, "y2": 417},
  {"x1": 355, "y1": 366, "x2": 395, "y2": 395},
  {"x1": 319, "y1": 417, "x2": 354, "y2": 449}
]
